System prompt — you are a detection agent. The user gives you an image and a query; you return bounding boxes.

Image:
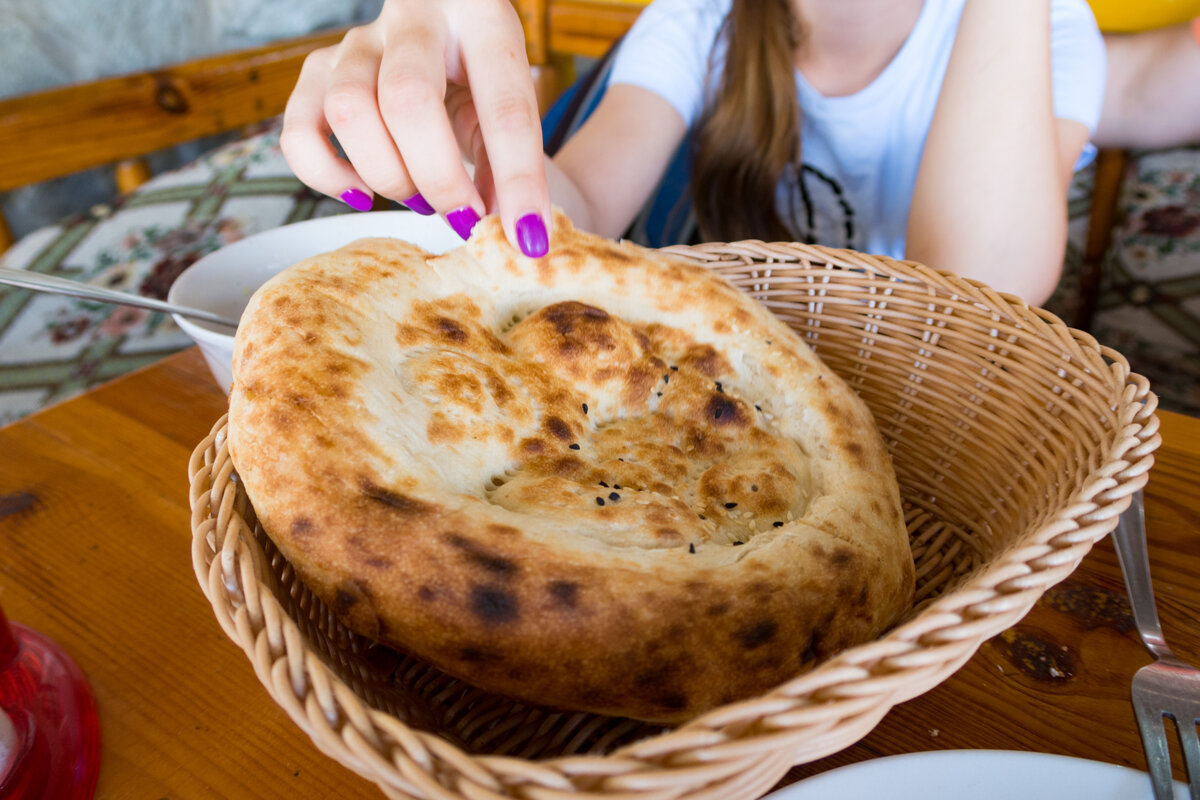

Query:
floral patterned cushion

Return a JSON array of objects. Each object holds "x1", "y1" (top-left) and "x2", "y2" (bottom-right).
[
  {"x1": 1091, "y1": 147, "x2": 1200, "y2": 417},
  {"x1": 1, "y1": 125, "x2": 1197, "y2": 425},
  {"x1": 1047, "y1": 146, "x2": 1200, "y2": 418},
  {"x1": 0, "y1": 120, "x2": 352, "y2": 424}
]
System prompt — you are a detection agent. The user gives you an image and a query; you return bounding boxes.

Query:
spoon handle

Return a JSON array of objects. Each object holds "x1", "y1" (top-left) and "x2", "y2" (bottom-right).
[{"x1": 0, "y1": 266, "x2": 238, "y2": 329}]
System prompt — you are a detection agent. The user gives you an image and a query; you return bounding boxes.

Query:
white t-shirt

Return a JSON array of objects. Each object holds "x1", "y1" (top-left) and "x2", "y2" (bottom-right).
[{"x1": 608, "y1": 0, "x2": 1106, "y2": 257}]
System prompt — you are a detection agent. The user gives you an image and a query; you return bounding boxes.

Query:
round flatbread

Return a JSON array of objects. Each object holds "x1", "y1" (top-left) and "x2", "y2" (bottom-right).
[{"x1": 227, "y1": 212, "x2": 914, "y2": 722}]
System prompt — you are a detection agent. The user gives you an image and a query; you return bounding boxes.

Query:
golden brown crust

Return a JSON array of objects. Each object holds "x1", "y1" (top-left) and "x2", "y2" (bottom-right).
[{"x1": 228, "y1": 212, "x2": 914, "y2": 722}]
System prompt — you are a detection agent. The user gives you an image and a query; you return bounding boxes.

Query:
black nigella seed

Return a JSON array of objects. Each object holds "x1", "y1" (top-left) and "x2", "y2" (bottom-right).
[
  {"x1": 599, "y1": 481, "x2": 609, "y2": 487},
  {"x1": 670, "y1": 365, "x2": 679, "y2": 372},
  {"x1": 755, "y1": 404, "x2": 762, "y2": 412},
  {"x1": 656, "y1": 391, "x2": 663, "y2": 397},
  {"x1": 582, "y1": 403, "x2": 589, "y2": 414},
  {"x1": 595, "y1": 497, "x2": 605, "y2": 506},
  {"x1": 751, "y1": 485, "x2": 759, "y2": 492},
  {"x1": 569, "y1": 443, "x2": 581, "y2": 450},
  {"x1": 733, "y1": 540, "x2": 744, "y2": 546},
  {"x1": 688, "y1": 543, "x2": 696, "y2": 554},
  {"x1": 773, "y1": 521, "x2": 784, "y2": 528},
  {"x1": 663, "y1": 374, "x2": 670, "y2": 383},
  {"x1": 698, "y1": 514, "x2": 706, "y2": 520},
  {"x1": 714, "y1": 408, "x2": 723, "y2": 419},
  {"x1": 715, "y1": 382, "x2": 724, "y2": 393},
  {"x1": 618, "y1": 457, "x2": 625, "y2": 462},
  {"x1": 724, "y1": 502, "x2": 738, "y2": 509},
  {"x1": 613, "y1": 484, "x2": 621, "y2": 489},
  {"x1": 609, "y1": 492, "x2": 620, "y2": 501}
]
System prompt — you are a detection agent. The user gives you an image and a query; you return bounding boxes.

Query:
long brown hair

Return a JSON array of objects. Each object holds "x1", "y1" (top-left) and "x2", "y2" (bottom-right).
[{"x1": 692, "y1": 0, "x2": 801, "y2": 242}]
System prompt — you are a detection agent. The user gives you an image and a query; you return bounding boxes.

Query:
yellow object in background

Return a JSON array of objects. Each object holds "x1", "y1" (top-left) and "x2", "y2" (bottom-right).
[{"x1": 1087, "y1": 0, "x2": 1200, "y2": 32}]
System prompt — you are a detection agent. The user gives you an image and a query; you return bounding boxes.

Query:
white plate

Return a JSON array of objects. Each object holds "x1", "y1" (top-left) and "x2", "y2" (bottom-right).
[
  {"x1": 764, "y1": 750, "x2": 1187, "y2": 800},
  {"x1": 167, "y1": 211, "x2": 461, "y2": 393}
]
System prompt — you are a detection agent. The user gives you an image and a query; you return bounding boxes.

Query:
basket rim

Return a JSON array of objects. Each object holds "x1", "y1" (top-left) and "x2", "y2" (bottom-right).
[{"x1": 190, "y1": 241, "x2": 1162, "y2": 799}]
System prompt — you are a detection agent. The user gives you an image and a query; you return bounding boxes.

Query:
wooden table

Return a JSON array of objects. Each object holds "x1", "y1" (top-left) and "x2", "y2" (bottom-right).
[{"x1": 1, "y1": 348, "x2": 1198, "y2": 797}]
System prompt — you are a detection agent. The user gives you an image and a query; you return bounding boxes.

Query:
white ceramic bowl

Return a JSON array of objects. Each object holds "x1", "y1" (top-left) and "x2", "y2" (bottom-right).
[{"x1": 168, "y1": 211, "x2": 463, "y2": 393}]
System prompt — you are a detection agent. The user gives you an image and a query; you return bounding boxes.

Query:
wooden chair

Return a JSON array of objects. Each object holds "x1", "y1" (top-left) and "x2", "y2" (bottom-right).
[{"x1": 1076, "y1": 148, "x2": 1128, "y2": 330}]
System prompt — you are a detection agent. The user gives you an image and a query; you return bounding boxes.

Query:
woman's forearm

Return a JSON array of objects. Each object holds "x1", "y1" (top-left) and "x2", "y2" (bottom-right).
[
  {"x1": 548, "y1": 85, "x2": 689, "y2": 240},
  {"x1": 907, "y1": 0, "x2": 1069, "y2": 304},
  {"x1": 544, "y1": 156, "x2": 596, "y2": 234}
]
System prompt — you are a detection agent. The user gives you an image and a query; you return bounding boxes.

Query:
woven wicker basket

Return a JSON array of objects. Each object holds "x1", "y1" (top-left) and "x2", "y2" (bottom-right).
[{"x1": 189, "y1": 241, "x2": 1160, "y2": 799}]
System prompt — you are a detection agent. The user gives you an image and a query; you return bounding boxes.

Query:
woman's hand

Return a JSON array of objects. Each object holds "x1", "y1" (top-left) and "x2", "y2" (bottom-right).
[{"x1": 281, "y1": 0, "x2": 553, "y2": 256}]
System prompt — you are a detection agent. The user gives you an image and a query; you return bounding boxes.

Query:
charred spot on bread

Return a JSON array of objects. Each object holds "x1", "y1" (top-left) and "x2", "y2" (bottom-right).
[
  {"x1": 334, "y1": 588, "x2": 358, "y2": 614},
  {"x1": 435, "y1": 316, "x2": 467, "y2": 342},
  {"x1": 360, "y1": 480, "x2": 429, "y2": 515},
  {"x1": 706, "y1": 394, "x2": 746, "y2": 427},
  {"x1": 469, "y1": 585, "x2": 520, "y2": 625},
  {"x1": 736, "y1": 619, "x2": 779, "y2": 650},
  {"x1": 544, "y1": 416, "x2": 572, "y2": 441},
  {"x1": 547, "y1": 580, "x2": 580, "y2": 608},
  {"x1": 444, "y1": 533, "x2": 519, "y2": 578}
]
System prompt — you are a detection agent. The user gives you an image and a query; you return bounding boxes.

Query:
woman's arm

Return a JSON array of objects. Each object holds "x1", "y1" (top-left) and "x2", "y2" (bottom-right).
[
  {"x1": 906, "y1": 0, "x2": 1089, "y2": 305},
  {"x1": 547, "y1": 85, "x2": 689, "y2": 238},
  {"x1": 1095, "y1": 23, "x2": 1200, "y2": 149}
]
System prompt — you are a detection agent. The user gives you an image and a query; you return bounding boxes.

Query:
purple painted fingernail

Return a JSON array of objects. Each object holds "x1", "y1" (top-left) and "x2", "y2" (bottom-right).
[
  {"x1": 340, "y1": 188, "x2": 373, "y2": 212},
  {"x1": 447, "y1": 206, "x2": 480, "y2": 240},
  {"x1": 403, "y1": 193, "x2": 435, "y2": 216},
  {"x1": 515, "y1": 212, "x2": 548, "y2": 258}
]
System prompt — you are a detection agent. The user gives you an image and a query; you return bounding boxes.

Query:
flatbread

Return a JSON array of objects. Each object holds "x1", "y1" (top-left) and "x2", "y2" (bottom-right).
[{"x1": 227, "y1": 212, "x2": 914, "y2": 723}]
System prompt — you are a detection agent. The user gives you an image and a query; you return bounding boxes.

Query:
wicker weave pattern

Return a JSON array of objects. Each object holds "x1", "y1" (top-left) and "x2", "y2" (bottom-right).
[{"x1": 190, "y1": 241, "x2": 1160, "y2": 799}]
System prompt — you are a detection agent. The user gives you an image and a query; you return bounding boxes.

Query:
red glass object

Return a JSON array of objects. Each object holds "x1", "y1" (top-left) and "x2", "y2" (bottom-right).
[{"x1": 0, "y1": 603, "x2": 100, "y2": 798}]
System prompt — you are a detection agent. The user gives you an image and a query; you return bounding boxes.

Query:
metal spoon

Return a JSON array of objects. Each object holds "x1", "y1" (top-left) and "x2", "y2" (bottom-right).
[{"x1": 0, "y1": 266, "x2": 239, "y2": 329}]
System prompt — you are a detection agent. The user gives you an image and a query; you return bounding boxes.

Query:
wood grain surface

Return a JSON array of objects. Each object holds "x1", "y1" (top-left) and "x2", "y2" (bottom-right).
[{"x1": 0, "y1": 347, "x2": 1197, "y2": 797}]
